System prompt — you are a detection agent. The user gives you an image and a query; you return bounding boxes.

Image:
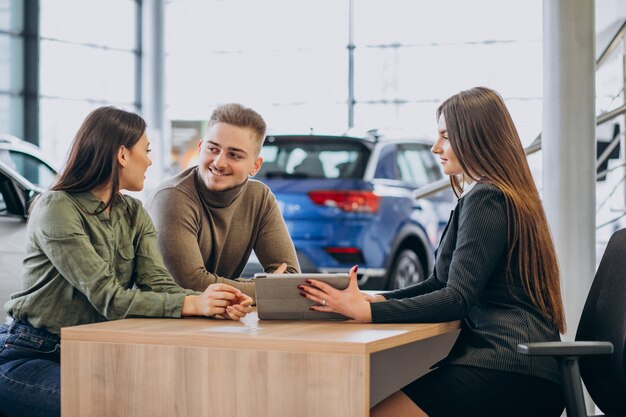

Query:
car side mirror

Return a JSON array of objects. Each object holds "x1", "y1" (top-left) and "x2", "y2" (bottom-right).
[
  {"x1": 1, "y1": 178, "x2": 22, "y2": 215},
  {"x1": 22, "y1": 188, "x2": 40, "y2": 220}
]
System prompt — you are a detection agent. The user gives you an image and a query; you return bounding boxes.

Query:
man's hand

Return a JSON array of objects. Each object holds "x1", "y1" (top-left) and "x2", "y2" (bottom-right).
[
  {"x1": 272, "y1": 263, "x2": 288, "y2": 274},
  {"x1": 182, "y1": 283, "x2": 252, "y2": 319}
]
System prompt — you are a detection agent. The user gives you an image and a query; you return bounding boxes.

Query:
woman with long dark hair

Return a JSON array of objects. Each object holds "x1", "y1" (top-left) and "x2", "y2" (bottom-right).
[
  {"x1": 0, "y1": 107, "x2": 253, "y2": 417},
  {"x1": 301, "y1": 87, "x2": 566, "y2": 417}
]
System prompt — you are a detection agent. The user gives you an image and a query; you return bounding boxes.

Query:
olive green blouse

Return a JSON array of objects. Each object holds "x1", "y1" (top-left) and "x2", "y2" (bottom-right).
[{"x1": 5, "y1": 191, "x2": 197, "y2": 336}]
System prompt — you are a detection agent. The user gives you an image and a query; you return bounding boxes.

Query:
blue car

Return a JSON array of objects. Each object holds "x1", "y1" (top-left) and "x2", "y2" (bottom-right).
[{"x1": 253, "y1": 133, "x2": 454, "y2": 290}]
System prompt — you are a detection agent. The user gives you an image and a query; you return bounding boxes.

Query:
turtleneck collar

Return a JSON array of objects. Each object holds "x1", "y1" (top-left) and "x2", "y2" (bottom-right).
[{"x1": 194, "y1": 167, "x2": 248, "y2": 208}]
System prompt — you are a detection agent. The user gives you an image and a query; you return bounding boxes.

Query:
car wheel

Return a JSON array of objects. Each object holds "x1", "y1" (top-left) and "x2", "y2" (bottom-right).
[{"x1": 390, "y1": 249, "x2": 425, "y2": 289}]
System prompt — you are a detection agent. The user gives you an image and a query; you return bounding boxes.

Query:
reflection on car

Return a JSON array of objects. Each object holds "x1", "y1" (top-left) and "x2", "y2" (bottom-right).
[
  {"x1": 251, "y1": 132, "x2": 454, "y2": 290},
  {"x1": 0, "y1": 134, "x2": 58, "y2": 304}
]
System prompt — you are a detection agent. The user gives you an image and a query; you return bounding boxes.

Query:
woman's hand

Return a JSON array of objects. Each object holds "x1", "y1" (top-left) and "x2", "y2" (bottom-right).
[
  {"x1": 221, "y1": 292, "x2": 254, "y2": 321},
  {"x1": 300, "y1": 266, "x2": 373, "y2": 323},
  {"x1": 182, "y1": 283, "x2": 252, "y2": 320}
]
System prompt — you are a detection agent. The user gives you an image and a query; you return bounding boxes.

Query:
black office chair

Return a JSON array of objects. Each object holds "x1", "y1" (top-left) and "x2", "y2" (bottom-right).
[{"x1": 518, "y1": 228, "x2": 626, "y2": 417}]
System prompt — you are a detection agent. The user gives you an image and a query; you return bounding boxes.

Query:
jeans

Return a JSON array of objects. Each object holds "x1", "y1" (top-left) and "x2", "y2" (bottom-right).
[{"x1": 0, "y1": 317, "x2": 60, "y2": 417}]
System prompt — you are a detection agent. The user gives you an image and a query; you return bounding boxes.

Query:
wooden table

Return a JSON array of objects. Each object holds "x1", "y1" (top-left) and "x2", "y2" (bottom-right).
[{"x1": 61, "y1": 313, "x2": 460, "y2": 417}]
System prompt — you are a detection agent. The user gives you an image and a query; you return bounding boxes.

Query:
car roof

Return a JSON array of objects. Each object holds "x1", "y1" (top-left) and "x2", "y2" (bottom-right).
[
  {"x1": 265, "y1": 135, "x2": 376, "y2": 151},
  {"x1": 0, "y1": 133, "x2": 58, "y2": 170},
  {"x1": 0, "y1": 159, "x2": 43, "y2": 192},
  {"x1": 0, "y1": 133, "x2": 41, "y2": 149},
  {"x1": 266, "y1": 133, "x2": 434, "y2": 148}
]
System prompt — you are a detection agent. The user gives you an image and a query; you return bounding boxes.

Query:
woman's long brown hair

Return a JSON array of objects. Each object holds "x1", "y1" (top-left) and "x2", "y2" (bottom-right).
[
  {"x1": 50, "y1": 106, "x2": 146, "y2": 214},
  {"x1": 438, "y1": 87, "x2": 566, "y2": 333}
]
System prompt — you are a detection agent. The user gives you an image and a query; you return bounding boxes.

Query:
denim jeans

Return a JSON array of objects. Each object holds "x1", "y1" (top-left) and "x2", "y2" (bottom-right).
[{"x1": 0, "y1": 317, "x2": 60, "y2": 417}]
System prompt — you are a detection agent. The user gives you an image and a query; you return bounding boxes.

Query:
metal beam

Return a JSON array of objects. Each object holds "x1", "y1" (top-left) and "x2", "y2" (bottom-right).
[
  {"x1": 23, "y1": 0, "x2": 39, "y2": 145},
  {"x1": 140, "y1": 0, "x2": 167, "y2": 190},
  {"x1": 347, "y1": 0, "x2": 355, "y2": 129},
  {"x1": 135, "y1": 0, "x2": 143, "y2": 112},
  {"x1": 596, "y1": 19, "x2": 626, "y2": 69}
]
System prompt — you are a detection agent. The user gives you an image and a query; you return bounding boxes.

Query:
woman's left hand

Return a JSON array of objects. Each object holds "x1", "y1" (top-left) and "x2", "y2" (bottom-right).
[{"x1": 300, "y1": 266, "x2": 372, "y2": 323}]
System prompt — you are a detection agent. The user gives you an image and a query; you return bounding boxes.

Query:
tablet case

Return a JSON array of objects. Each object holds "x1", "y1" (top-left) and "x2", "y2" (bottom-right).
[{"x1": 255, "y1": 273, "x2": 350, "y2": 320}]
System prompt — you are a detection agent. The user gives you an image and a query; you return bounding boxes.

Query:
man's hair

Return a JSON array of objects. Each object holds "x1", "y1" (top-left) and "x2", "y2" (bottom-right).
[{"x1": 208, "y1": 103, "x2": 266, "y2": 153}]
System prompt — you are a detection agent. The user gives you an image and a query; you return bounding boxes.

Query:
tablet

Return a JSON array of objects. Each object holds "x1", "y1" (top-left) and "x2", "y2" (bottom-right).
[{"x1": 254, "y1": 273, "x2": 350, "y2": 320}]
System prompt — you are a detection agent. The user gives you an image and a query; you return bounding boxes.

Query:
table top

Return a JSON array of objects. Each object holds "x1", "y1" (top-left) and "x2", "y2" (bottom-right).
[{"x1": 61, "y1": 312, "x2": 460, "y2": 355}]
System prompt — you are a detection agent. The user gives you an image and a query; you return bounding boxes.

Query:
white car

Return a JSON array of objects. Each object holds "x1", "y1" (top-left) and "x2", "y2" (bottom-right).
[{"x1": 0, "y1": 134, "x2": 58, "y2": 304}]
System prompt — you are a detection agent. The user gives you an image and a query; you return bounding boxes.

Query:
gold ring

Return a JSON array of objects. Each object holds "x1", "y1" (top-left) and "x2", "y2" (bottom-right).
[{"x1": 322, "y1": 299, "x2": 327, "y2": 306}]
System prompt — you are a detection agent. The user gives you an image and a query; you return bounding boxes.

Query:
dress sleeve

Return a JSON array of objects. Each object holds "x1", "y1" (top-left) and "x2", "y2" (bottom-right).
[
  {"x1": 32, "y1": 193, "x2": 188, "y2": 319},
  {"x1": 381, "y1": 273, "x2": 445, "y2": 299},
  {"x1": 371, "y1": 186, "x2": 508, "y2": 323}
]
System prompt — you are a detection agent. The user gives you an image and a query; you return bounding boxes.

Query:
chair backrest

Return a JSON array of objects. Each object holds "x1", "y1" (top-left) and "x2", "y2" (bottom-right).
[{"x1": 576, "y1": 228, "x2": 626, "y2": 415}]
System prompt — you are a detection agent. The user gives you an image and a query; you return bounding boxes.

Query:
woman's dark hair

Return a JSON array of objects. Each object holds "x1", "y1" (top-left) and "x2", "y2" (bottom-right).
[
  {"x1": 51, "y1": 106, "x2": 146, "y2": 214},
  {"x1": 437, "y1": 87, "x2": 566, "y2": 333}
]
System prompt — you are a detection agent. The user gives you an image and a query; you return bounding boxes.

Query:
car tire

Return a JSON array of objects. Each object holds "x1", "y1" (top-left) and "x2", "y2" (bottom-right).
[{"x1": 389, "y1": 249, "x2": 425, "y2": 289}]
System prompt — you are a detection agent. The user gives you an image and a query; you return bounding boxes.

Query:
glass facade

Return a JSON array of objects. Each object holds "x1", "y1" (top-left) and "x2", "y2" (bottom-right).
[
  {"x1": 353, "y1": 0, "x2": 542, "y2": 143},
  {"x1": 38, "y1": 0, "x2": 139, "y2": 165},
  {"x1": 165, "y1": 0, "x2": 543, "y2": 146},
  {"x1": 0, "y1": 0, "x2": 23, "y2": 32},
  {"x1": 8, "y1": 0, "x2": 619, "y2": 179},
  {"x1": 0, "y1": 0, "x2": 24, "y2": 138},
  {"x1": 165, "y1": 0, "x2": 349, "y2": 133}
]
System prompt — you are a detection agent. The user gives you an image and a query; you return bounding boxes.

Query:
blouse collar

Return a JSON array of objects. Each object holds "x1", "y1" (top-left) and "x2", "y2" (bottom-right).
[{"x1": 459, "y1": 179, "x2": 478, "y2": 198}]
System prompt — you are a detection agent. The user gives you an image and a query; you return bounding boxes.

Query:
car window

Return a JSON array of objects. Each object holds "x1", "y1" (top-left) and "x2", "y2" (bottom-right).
[
  {"x1": 396, "y1": 144, "x2": 442, "y2": 187},
  {"x1": 258, "y1": 139, "x2": 370, "y2": 179},
  {"x1": 0, "y1": 172, "x2": 20, "y2": 216},
  {"x1": 5, "y1": 151, "x2": 57, "y2": 189},
  {"x1": 373, "y1": 144, "x2": 398, "y2": 180},
  {"x1": 0, "y1": 183, "x2": 6, "y2": 214}
]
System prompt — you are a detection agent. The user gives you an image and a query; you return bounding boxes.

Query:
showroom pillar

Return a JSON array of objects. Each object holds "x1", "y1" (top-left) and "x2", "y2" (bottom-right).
[
  {"x1": 543, "y1": 0, "x2": 596, "y2": 340},
  {"x1": 140, "y1": 0, "x2": 168, "y2": 189},
  {"x1": 23, "y1": 0, "x2": 39, "y2": 145}
]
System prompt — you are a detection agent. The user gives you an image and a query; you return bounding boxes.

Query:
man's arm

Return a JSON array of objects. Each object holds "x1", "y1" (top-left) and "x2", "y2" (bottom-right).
[
  {"x1": 253, "y1": 190, "x2": 300, "y2": 274},
  {"x1": 146, "y1": 187, "x2": 256, "y2": 298}
]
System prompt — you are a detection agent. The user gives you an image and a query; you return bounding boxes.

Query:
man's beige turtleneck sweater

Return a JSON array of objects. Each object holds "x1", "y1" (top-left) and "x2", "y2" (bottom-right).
[{"x1": 147, "y1": 167, "x2": 300, "y2": 300}]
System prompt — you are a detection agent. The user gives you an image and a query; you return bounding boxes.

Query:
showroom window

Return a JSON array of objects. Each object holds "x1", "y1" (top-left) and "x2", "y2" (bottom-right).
[
  {"x1": 165, "y1": 0, "x2": 349, "y2": 134},
  {"x1": 0, "y1": 0, "x2": 24, "y2": 139},
  {"x1": 165, "y1": 0, "x2": 542, "y2": 147},
  {"x1": 39, "y1": 0, "x2": 140, "y2": 165}
]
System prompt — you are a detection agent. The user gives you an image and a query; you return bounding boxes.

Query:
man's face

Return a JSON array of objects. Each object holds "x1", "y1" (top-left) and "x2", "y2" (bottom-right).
[{"x1": 197, "y1": 122, "x2": 263, "y2": 191}]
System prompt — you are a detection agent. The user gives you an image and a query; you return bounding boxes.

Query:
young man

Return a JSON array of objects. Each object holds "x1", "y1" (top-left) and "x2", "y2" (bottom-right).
[{"x1": 147, "y1": 104, "x2": 299, "y2": 299}]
